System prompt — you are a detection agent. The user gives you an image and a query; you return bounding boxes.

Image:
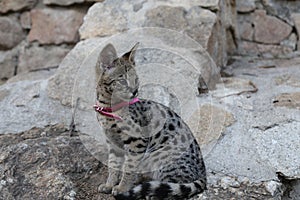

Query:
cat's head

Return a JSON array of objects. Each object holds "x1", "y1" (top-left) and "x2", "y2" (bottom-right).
[{"x1": 96, "y1": 43, "x2": 139, "y2": 105}]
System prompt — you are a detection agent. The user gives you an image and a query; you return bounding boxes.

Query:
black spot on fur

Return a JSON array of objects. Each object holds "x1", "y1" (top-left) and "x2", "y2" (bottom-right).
[
  {"x1": 136, "y1": 143, "x2": 146, "y2": 149},
  {"x1": 168, "y1": 124, "x2": 175, "y2": 131},
  {"x1": 161, "y1": 136, "x2": 169, "y2": 144},
  {"x1": 154, "y1": 131, "x2": 161, "y2": 139},
  {"x1": 154, "y1": 183, "x2": 172, "y2": 199},
  {"x1": 123, "y1": 137, "x2": 138, "y2": 144},
  {"x1": 167, "y1": 110, "x2": 173, "y2": 117},
  {"x1": 140, "y1": 182, "x2": 151, "y2": 197},
  {"x1": 180, "y1": 185, "x2": 192, "y2": 198}
]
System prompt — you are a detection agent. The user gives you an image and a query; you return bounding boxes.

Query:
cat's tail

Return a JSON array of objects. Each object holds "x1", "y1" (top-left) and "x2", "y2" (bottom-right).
[{"x1": 114, "y1": 179, "x2": 207, "y2": 200}]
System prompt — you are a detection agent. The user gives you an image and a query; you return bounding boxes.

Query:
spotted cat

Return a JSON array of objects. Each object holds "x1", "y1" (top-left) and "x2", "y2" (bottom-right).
[{"x1": 94, "y1": 43, "x2": 207, "y2": 200}]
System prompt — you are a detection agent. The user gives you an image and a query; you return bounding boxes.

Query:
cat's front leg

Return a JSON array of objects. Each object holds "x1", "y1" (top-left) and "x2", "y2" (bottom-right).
[
  {"x1": 98, "y1": 148, "x2": 124, "y2": 194},
  {"x1": 112, "y1": 153, "x2": 142, "y2": 195}
]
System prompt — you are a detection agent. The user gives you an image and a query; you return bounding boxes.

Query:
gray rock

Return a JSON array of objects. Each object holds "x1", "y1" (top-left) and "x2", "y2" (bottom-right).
[
  {"x1": 28, "y1": 8, "x2": 85, "y2": 45},
  {"x1": 79, "y1": 1, "x2": 217, "y2": 50},
  {"x1": 236, "y1": 0, "x2": 256, "y2": 13},
  {"x1": 18, "y1": 44, "x2": 71, "y2": 74},
  {"x1": 239, "y1": 41, "x2": 293, "y2": 58},
  {"x1": 79, "y1": 0, "x2": 237, "y2": 67},
  {"x1": 198, "y1": 0, "x2": 219, "y2": 11},
  {"x1": 0, "y1": 48, "x2": 18, "y2": 82},
  {"x1": 261, "y1": 0, "x2": 295, "y2": 26},
  {"x1": 253, "y1": 10, "x2": 292, "y2": 44},
  {"x1": 0, "y1": 0, "x2": 37, "y2": 14},
  {"x1": 0, "y1": 79, "x2": 70, "y2": 134},
  {"x1": 273, "y1": 92, "x2": 300, "y2": 110},
  {"x1": 0, "y1": 125, "x2": 113, "y2": 200},
  {"x1": 20, "y1": 11, "x2": 31, "y2": 29},
  {"x1": 0, "y1": 16, "x2": 25, "y2": 50},
  {"x1": 43, "y1": 0, "x2": 104, "y2": 6}
]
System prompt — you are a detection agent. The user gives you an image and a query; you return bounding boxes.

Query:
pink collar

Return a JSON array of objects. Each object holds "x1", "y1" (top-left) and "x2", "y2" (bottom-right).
[{"x1": 94, "y1": 98, "x2": 140, "y2": 121}]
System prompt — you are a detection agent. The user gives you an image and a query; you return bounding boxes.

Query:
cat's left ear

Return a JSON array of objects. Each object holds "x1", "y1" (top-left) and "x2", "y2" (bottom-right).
[{"x1": 123, "y1": 42, "x2": 139, "y2": 64}]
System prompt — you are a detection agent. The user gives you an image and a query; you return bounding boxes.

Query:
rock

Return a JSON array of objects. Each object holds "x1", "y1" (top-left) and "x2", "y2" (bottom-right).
[
  {"x1": 78, "y1": 0, "x2": 237, "y2": 68},
  {"x1": 281, "y1": 33, "x2": 297, "y2": 50},
  {"x1": 252, "y1": 10, "x2": 292, "y2": 44},
  {"x1": 239, "y1": 21, "x2": 254, "y2": 41},
  {"x1": 0, "y1": 0, "x2": 37, "y2": 14},
  {"x1": 43, "y1": 0, "x2": 85, "y2": 6},
  {"x1": 190, "y1": 104, "x2": 235, "y2": 156},
  {"x1": 211, "y1": 77, "x2": 257, "y2": 98},
  {"x1": 79, "y1": 1, "x2": 217, "y2": 50},
  {"x1": 0, "y1": 48, "x2": 18, "y2": 82},
  {"x1": 292, "y1": 13, "x2": 300, "y2": 50},
  {"x1": 274, "y1": 74, "x2": 300, "y2": 88},
  {"x1": 20, "y1": 11, "x2": 31, "y2": 29},
  {"x1": 0, "y1": 79, "x2": 70, "y2": 134},
  {"x1": 261, "y1": 0, "x2": 295, "y2": 26},
  {"x1": 236, "y1": 0, "x2": 256, "y2": 13},
  {"x1": 273, "y1": 92, "x2": 300, "y2": 109},
  {"x1": 28, "y1": 8, "x2": 85, "y2": 45},
  {"x1": 198, "y1": 0, "x2": 219, "y2": 11},
  {"x1": 0, "y1": 125, "x2": 112, "y2": 200},
  {"x1": 7, "y1": 70, "x2": 56, "y2": 84},
  {"x1": 0, "y1": 16, "x2": 25, "y2": 50},
  {"x1": 43, "y1": 0, "x2": 104, "y2": 6},
  {"x1": 239, "y1": 41, "x2": 293, "y2": 57},
  {"x1": 252, "y1": 120, "x2": 300, "y2": 178},
  {"x1": 18, "y1": 44, "x2": 71, "y2": 74}
]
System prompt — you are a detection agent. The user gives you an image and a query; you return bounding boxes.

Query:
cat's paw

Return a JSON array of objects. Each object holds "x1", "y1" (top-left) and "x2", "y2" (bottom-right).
[
  {"x1": 98, "y1": 183, "x2": 113, "y2": 194},
  {"x1": 112, "y1": 185, "x2": 129, "y2": 196}
]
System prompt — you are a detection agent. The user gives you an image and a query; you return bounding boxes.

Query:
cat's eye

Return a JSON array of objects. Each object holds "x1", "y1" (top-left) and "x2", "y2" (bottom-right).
[{"x1": 118, "y1": 79, "x2": 128, "y2": 86}]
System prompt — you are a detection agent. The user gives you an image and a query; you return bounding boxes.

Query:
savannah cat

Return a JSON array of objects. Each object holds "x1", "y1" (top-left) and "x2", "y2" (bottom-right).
[{"x1": 94, "y1": 43, "x2": 207, "y2": 200}]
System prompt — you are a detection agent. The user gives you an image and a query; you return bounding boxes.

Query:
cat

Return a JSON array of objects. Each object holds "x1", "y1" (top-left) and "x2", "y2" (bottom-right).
[{"x1": 94, "y1": 43, "x2": 207, "y2": 200}]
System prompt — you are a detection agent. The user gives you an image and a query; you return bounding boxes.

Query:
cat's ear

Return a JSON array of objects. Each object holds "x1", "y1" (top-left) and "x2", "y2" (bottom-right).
[
  {"x1": 99, "y1": 43, "x2": 117, "y2": 69},
  {"x1": 122, "y1": 42, "x2": 139, "y2": 64}
]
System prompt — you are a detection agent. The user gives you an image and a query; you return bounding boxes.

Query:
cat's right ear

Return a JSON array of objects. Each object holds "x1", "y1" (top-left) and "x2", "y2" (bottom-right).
[{"x1": 98, "y1": 43, "x2": 117, "y2": 70}]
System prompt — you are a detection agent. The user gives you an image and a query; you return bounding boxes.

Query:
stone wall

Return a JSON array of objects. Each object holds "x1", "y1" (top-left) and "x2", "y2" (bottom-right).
[
  {"x1": 236, "y1": 0, "x2": 300, "y2": 58},
  {"x1": 0, "y1": 0, "x2": 102, "y2": 84}
]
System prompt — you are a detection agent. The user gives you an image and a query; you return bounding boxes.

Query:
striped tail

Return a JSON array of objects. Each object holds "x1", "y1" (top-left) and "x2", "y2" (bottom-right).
[{"x1": 114, "y1": 180, "x2": 207, "y2": 200}]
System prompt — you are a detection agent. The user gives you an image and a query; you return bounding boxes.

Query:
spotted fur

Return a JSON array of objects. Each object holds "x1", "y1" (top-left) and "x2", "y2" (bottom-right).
[{"x1": 95, "y1": 43, "x2": 207, "y2": 200}]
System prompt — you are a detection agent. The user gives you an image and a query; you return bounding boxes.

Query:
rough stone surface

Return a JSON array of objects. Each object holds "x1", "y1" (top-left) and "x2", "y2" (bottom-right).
[
  {"x1": 0, "y1": 0, "x2": 37, "y2": 14},
  {"x1": 0, "y1": 17, "x2": 25, "y2": 50},
  {"x1": 211, "y1": 77, "x2": 257, "y2": 98},
  {"x1": 28, "y1": 8, "x2": 85, "y2": 44},
  {"x1": 236, "y1": 0, "x2": 256, "y2": 13},
  {"x1": 0, "y1": 125, "x2": 114, "y2": 200},
  {"x1": 198, "y1": 0, "x2": 219, "y2": 11},
  {"x1": 0, "y1": 49, "x2": 18, "y2": 82},
  {"x1": 79, "y1": 0, "x2": 237, "y2": 67},
  {"x1": 239, "y1": 41, "x2": 293, "y2": 57},
  {"x1": 273, "y1": 92, "x2": 300, "y2": 109},
  {"x1": 253, "y1": 10, "x2": 292, "y2": 44},
  {"x1": 239, "y1": 21, "x2": 253, "y2": 41},
  {"x1": 261, "y1": 0, "x2": 295, "y2": 26},
  {"x1": 292, "y1": 13, "x2": 300, "y2": 50},
  {"x1": 79, "y1": 1, "x2": 217, "y2": 51},
  {"x1": 43, "y1": 0, "x2": 104, "y2": 6},
  {"x1": 275, "y1": 74, "x2": 300, "y2": 88},
  {"x1": 18, "y1": 44, "x2": 71, "y2": 74},
  {"x1": 191, "y1": 104, "x2": 235, "y2": 155},
  {"x1": 0, "y1": 79, "x2": 70, "y2": 134},
  {"x1": 20, "y1": 11, "x2": 31, "y2": 29}
]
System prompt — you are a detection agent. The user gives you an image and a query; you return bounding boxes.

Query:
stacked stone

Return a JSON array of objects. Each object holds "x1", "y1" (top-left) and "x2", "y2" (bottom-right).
[
  {"x1": 0, "y1": 0, "x2": 102, "y2": 84},
  {"x1": 236, "y1": 0, "x2": 300, "y2": 58}
]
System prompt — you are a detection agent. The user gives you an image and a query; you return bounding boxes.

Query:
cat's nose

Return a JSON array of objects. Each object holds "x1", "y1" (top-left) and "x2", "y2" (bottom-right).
[{"x1": 132, "y1": 89, "x2": 138, "y2": 96}]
